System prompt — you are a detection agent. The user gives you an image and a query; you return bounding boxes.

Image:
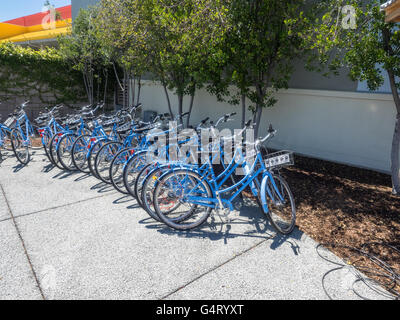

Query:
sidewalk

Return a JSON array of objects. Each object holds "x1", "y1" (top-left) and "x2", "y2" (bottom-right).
[{"x1": 0, "y1": 151, "x2": 390, "y2": 300}]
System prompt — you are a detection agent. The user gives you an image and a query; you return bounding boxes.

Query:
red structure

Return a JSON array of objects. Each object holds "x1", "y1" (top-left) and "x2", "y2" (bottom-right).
[{"x1": 3, "y1": 5, "x2": 71, "y2": 27}]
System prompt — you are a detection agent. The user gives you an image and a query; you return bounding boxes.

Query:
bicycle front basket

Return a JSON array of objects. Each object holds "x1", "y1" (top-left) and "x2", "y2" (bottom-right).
[
  {"x1": 264, "y1": 150, "x2": 294, "y2": 169},
  {"x1": 3, "y1": 116, "x2": 16, "y2": 128}
]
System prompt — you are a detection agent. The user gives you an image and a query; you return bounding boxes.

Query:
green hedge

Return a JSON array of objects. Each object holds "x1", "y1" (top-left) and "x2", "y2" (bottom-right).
[{"x1": 0, "y1": 42, "x2": 86, "y2": 106}]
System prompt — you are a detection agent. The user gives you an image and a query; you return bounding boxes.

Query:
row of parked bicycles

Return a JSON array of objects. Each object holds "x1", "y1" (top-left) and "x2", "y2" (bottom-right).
[{"x1": 0, "y1": 101, "x2": 296, "y2": 234}]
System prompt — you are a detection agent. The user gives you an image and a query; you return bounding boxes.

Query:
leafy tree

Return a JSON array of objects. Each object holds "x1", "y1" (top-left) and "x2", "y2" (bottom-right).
[
  {"x1": 58, "y1": 7, "x2": 110, "y2": 105},
  {"x1": 208, "y1": 0, "x2": 318, "y2": 137},
  {"x1": 95, "y1": 0, "x2": 150, "y2": 107},
  {"x1": 140, "y1": 0, "x2": 228, "y2": 125},
  {"x1": 314, "y1": 0, "x2": 400, "y2": 194}
]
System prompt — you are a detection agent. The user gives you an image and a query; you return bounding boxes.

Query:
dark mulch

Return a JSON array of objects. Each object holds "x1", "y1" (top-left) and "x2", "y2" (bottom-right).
[{"x1": 280, "y1": 155, "x2": 400, "y2": 296}]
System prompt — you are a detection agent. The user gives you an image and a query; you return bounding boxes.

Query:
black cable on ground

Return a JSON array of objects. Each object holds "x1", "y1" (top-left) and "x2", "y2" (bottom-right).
[{"x1": 316, "y1": 242, "x2": 400, "y2": 300}]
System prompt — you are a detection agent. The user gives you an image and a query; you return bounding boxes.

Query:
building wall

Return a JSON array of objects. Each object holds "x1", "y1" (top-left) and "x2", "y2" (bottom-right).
[
  {"x1": 71, "y1": 0, "x2": 100, "y2": 19},
  {"x1": 139, "y1": 81, "x2": 395, "y2": 174}
]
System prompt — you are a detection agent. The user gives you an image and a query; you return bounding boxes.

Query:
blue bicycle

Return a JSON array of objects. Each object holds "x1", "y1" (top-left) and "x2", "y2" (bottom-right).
[
  {"x1": 9, "y1": 101, "x2": 35, "y2": 165},
  {"x1": 0, "y1": 115, "x2": 13, "y2": 161},
  {"x1": 36, "y1": 104, "x2": 68, "y2": 163},
  {"x1": 152, "y1": 124, "x2": 296, "y2": 234}
]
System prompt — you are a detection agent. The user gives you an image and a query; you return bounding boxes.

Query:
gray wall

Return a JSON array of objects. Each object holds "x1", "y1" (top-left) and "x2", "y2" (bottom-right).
[
  {"x1": 71, "y1": 0, "x2": 100, "y2": 19},
  {"x1": 289, "y1": 60, "x2": 359, "y2": 92},
  {"x1": 139, "y1": 80, "x2": 396, "y2": 174}
]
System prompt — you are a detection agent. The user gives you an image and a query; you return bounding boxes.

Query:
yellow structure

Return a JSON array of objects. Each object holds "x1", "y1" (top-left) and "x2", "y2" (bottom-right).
[{"x1": 0, "y1": 19, "x2": 71, "y2": 43}]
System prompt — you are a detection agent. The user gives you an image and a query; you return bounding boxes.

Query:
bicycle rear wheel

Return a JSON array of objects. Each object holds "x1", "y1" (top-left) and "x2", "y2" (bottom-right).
[
  {"x1": 135, "y1": 163, "x2": 156, "y2": 208},
  {"x1": 88, "y1": 139, "x2": 109, "y2": 179},
  {"x1": 10, "y1": 129, "x2": 30, "y2": 165},
  {"x1": 49, "y1": 134, "x2": 64, "y2": 169},
  {"x1": 41, "y1": 130, "x2": 52, "y2": 161},
  {"x1": 109, "y1": 147, "x2": 136, "y2": 194},
  {"x1": 1, "y1": 128, "x2": 13, "y2": 151},
  {"x1": 140, "y1": 165, "x2": 176, "y2": 221},
  {"x1": 95, "y1": 141, "x2": 123, "y2": 184},
  {"x1": 261, "y1": 174, "x2": 296, "y2": 235},
  {"x1": 57, "y1": 133, "x2": 78, "y2": 171},
  {"x1": 153, "y1": 169, "x2": 213, "y2": 230},
  {"x1": 71, "y1": 135, "x2": 91, "y2": 173},
  {"x1": 123, "y1": 151, "x2": 148, "y2": 199}
]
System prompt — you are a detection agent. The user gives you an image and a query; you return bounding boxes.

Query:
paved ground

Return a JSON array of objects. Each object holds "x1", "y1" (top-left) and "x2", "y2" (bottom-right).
[{"x1": 0, "y1": 150, "x2": 391, "y2": 300}]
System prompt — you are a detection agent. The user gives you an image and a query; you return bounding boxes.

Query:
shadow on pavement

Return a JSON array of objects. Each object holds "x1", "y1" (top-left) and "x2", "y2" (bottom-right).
[
  {"x1": 41, "y1": 163, "x2": 55, "y2": 173},
  {"x1": 90, "y1": 181, "x2": 115, "y2": 194},
  {"x1": 12, "y1": 163, "x2": 26, "y2": 173},
  {"x1": 138, "y1": 200, "x2": 303, "y2": 248}
]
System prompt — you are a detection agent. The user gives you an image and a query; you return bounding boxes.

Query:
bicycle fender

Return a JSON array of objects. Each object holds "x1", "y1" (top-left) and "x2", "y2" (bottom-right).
[{"x1": 260, "y1": 175, "x2": 272, "y2": 214}]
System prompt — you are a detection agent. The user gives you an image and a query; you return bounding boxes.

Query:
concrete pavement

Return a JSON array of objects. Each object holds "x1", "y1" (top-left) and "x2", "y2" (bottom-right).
[{"x1": 0, "y1": 151, "x2": 391, "y2": 300}]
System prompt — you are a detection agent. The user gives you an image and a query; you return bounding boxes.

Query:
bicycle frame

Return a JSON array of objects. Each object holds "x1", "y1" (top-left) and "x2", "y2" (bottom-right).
[
  {"x1": 0, "y1": 123, "x2": 12, "y2": 148},
  {"x1": 53, "y1": 118, "x2": 89, "y2": 153},
  {"x1": 170, "y1": 146, "x2": 285, "y2": 215},
  {"x1": 38, "y1": 117, "x2": 65, "y2": 146},
  {"x1": 15, "y1": 112, "x2": 34, "y2": 145}
]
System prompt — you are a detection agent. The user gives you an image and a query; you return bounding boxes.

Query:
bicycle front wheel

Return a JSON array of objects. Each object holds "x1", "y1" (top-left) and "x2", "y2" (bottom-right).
[{"x1": 261, "y1": 174, "x2": 296, "y2": 235}]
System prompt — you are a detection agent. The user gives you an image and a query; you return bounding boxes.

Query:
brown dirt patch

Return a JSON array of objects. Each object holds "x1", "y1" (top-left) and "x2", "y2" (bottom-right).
[
  {"x1": 31, "y1": 137, "x2": 43, "y2": 148},
  {"x1": 279, "y1": 155, "x2": 400, "y2": 297}
]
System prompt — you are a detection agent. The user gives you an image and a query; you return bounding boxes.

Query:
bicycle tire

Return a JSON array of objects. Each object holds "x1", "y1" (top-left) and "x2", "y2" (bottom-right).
[
  {"x1": 41, "y1": 130, "x2": 52, "y2": 161},
  {"x1": 134, "y1": 163, "x2": 155, "y2": 207},
  {"x1": 94, "y1": 141, "x2": 123, "y2": 184},
  {"x1": 123, "y1": 151, "x2": 148, "y2": 199},
  {"x1": 57, "y1": 133, "x2": 78, "y2": 171},
  {"x1": 48, "y1": 133, "x2": 65, "y2": 169},
  {"x1": 153, "y1": 169, "x2": 213, "y2": 230},
  {"x1": 261, "y1": 174, "x2": 296, "y2": 235},
  {"x1": 88, "y1": 139, "x2": 109, "y2": 179},
  {"x1": 10, "y1": 128, "x2": 30, "y2": 165},
  {"x1": 109, "y1": 147, "x2": 136, "y2": 194},
  {"x1": 71, "y1": 134, "x2": 91, "y2": 173}
]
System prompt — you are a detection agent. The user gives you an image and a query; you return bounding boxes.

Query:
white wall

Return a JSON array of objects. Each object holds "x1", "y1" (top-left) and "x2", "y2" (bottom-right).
[{"x1": 139, "y1": 81, "x2": 396, "y2": 173}]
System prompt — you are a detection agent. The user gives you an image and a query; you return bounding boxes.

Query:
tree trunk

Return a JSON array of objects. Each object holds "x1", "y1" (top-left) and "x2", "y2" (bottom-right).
[
  {"x1": 137, "y1": 77, "x2": 141, "y2": 106},
  {"x1": 391, "y1": 114, "x2": 400, "y2": 194},
  {"x1": 83, "y1": 73, "x2": 90, "y2": 104},
  {"x1": 113, "y1": 63, "x2": 124, "y2": 91},
  {"x1": 97, "y1": 72, "x2": 100, "y2": 103},
  {"x1": 186, "y1": 91, "x2": 195, "y2": 128},
  {"x1": 253, "y1": 104, "x2": 263, "y2": 139},
  {"x1": 131, "y1": 76, "x2": 136, "y2": 107},
  {"x1": 241, "y1": 94, "x2": 246, "y2": 129},
  {"x1": 383, "y1": 28, "x2": 400, "y2": 194},
  {"x1": 122, "y1": 70, "x2": 126, "y2": 109},
  {"x1": 163, "y1": 83, "x2": 173, "y2": 118},
  {"x1": 386, "y1": 67, "x2": 400, "y2": 194},
  {"x1": 103, "y1": 69, "x2": 108, "y2": 104},
  {"x1": 178, "y1": 93, "x2": 184, "y2": 126}
]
